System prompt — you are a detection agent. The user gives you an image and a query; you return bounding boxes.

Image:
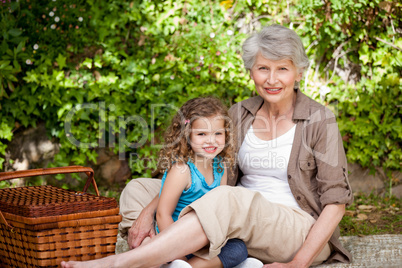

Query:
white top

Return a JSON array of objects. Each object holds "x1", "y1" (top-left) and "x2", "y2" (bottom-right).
[{"x1": 237, "y1": 124, "x2": 301, "y2": 210}]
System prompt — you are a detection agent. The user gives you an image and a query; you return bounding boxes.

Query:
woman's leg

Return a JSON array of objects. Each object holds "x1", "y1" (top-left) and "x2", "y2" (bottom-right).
[
  {"x1": 119, "y1": 178, "x2": 162, "y2": 238},
  {"x1": 117, "y1": 178, "x2": 162, "y2": 252},
  {"x1": 180, "y1": 186, "x2": 316, "y2": 264},
  {"x1": 61, "y1": 211, "x2": 209, "y2": 268}
]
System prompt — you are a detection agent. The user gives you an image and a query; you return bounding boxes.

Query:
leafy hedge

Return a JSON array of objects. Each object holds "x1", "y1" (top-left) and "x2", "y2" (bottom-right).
[
  {"x1": 0, "y1": 0, "x2": 401, "y2": 189},
  {"x1": 297, "y1": 0, "x2": 402, "y2": 182}
]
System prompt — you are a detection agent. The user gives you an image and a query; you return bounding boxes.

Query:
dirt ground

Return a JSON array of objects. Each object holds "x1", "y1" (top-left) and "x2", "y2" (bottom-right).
[{"x1": 340, "y1": 198, "x2": 401, "y2": 236}]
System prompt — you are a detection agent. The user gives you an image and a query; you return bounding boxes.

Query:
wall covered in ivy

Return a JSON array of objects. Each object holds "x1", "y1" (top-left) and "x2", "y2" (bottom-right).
[{"x1": 0, "y1": 0, "x2": 401, "y2": 189}]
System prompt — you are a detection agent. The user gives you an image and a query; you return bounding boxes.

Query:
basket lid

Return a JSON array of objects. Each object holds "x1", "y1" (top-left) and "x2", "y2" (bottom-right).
[{"x1": 0, "y1": 185, "x2": 118, "y2": 218}]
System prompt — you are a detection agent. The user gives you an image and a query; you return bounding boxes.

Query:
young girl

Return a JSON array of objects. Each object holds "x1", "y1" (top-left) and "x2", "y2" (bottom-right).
[{"x1": 156, "y1": 97, "x2": 248, "y2": 268}]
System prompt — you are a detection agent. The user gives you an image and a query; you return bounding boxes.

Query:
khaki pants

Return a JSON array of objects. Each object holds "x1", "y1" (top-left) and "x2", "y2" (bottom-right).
[
  {"x1": 118, "y1": 178, "x2": 162, "y2": 239},
  {"x1": 119, "y1": 179, "x2": 330, "y2": 266}
]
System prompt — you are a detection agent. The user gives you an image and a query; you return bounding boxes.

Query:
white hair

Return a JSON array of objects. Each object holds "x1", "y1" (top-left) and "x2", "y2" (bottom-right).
[{"x1": 242, "y1": 24, "x2": 310, "y2": 75}]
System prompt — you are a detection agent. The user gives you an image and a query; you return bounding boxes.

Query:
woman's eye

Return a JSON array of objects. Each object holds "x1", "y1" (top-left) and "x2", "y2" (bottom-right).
[
  {"x1": 259, "y1": 67, "x2": 267, "y2": 70},
  {"x1": 280, "y1": 67, "x2": 287, "y2": 70},
  {"x1": 215, "y1": 132, "x2": 223, "y2": 135},
  {"x1": 197, "y1": 133, "x2": 205, "y2": 136}
]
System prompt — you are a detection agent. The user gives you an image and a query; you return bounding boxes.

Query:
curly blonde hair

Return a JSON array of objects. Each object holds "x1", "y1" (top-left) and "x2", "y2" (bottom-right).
[{"x1": 158, "y1": 97, "x2": 235, "y2": 172}]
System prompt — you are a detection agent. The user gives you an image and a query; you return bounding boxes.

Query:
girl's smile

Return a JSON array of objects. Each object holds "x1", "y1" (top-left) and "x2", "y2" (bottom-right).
[
  {"x1": 203, "y1": 146, "x2": 218, "y2": 153},
  {"x1": 189, "y1": 116, "x2": 226, "y2": 161}
]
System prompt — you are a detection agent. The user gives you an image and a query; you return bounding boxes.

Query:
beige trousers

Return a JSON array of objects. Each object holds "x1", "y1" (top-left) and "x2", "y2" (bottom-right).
[
  {"x1": 118, "y1": 178, "x2": 162, "y2": 239},
  {"x1": 119, "y1": 179, "x2": 330, "y2": 266}
]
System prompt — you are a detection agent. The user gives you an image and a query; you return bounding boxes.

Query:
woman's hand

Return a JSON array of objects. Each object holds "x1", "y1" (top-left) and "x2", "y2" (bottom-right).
[
  {"x1": 128, "y1": 195, "x2": 159, "y2": 249},
  {"x1": 127, "y1": 214, "x2": 155, "y2": 249},
  {"x1": 271, "y1": 204, "x2": 345, "y2": 268}
]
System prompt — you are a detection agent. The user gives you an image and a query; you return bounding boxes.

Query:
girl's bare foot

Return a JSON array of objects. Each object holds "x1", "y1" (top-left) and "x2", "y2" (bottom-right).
[{"x1": 60, "y1": 255, "x2": 116, "y2": 268}]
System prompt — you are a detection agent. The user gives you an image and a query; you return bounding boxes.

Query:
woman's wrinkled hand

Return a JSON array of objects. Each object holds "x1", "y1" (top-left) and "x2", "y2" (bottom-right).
[{"x1": 127, "y1": 212, "x2": 156, "y2": 249}]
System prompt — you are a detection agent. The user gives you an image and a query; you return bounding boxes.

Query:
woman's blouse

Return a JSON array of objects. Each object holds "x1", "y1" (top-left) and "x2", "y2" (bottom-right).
[
  {"x1": 228, "y1": 90, "x2": 353, "y2": 264},
  {"x1": 238, "y1": 125, "x2": 301, "y2": 210}
]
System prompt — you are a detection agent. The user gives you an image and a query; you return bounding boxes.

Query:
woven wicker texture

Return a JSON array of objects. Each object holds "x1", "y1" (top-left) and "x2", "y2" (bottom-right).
[
  {"x1": 0, "y1": 215, "x2": 120, "y2": 267},
  {"x1": 0, "y1": 185, "x2": 117, "y2": 218},
  {"x1": 0, "y1": 166, "x2": 122, "y2": 268}
]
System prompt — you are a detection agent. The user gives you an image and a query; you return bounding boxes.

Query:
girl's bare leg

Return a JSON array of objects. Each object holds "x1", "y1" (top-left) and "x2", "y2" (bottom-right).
[
  {"x1": 140, "y1": 236, "x2": 151, "y2": 246},
  {"x1": 61, "y1": 211, "x2": 209, "y2": 268}
]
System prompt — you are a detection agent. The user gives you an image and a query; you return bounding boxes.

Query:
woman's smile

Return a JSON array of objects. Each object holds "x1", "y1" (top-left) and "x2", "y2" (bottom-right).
[
  {"x1": 250, "y1": 53, "x2": 302, "y2": 105},
  {"x1": 264, "y1": 87, "x2": 282, "y2": 94}
]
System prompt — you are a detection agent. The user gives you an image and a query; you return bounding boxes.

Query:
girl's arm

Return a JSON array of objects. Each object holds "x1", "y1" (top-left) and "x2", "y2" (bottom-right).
[{"x1": 156, "y1": 163, "x2": 192, "y2": 233}]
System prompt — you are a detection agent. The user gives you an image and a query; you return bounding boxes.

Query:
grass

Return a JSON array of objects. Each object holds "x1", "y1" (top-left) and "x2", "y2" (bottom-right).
[{"x1": 339, "y1": 192, "x2": 401, "y2": 236}]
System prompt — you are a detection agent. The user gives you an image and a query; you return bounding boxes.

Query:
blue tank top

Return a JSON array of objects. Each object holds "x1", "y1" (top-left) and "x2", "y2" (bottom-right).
[{"x1": 159, "y1": 157, "x2": 224, "y2": 224}]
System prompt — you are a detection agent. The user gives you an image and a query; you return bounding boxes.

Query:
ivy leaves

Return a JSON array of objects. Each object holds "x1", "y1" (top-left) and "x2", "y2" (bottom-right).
[
  {"x1": 0, "y1": 0, "x2": 400, "y2": 188},
  {"x1": 298, "y1": 0, "x2": 402, "y2": 184}
]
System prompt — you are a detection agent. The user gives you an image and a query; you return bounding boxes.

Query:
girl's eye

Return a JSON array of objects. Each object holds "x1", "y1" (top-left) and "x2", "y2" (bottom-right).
[
  {"x1": 215, "y1": 132, "x2": 223, "y2": 135},
  {"x1": 197, "y1": 133, "x2": 205, "y2": 136}
]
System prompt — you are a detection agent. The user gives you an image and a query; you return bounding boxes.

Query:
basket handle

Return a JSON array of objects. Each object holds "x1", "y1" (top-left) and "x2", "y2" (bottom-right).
[
  {"x1": 0, "y1": 166, "x2": 99, "y2": 196},
  {"x1": 0, "y1": 166, "x2": 100, "y2": 231}
]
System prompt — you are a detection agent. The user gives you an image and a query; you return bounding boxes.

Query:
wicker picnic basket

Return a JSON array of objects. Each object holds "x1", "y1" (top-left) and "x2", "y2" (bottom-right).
[{"x1": 0, "y1": 166, "x2": 122, "y2": 267}]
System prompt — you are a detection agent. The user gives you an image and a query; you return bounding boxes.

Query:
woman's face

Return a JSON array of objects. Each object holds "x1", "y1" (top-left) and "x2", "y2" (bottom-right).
[{"x1": 250, "y1": 53, "x2": 302, "y2": 105}]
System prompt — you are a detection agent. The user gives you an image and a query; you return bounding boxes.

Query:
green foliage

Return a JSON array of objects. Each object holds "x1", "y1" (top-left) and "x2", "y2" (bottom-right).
[
  {"x1": 0, "y1": 0, "x2": 400, "y2": 190},
  {"x1": 0, "y1": 0, "x2": 264, "y2": 182},
  {"x1": 295, "y1": 0, "x2": 402, "y2": 186}
]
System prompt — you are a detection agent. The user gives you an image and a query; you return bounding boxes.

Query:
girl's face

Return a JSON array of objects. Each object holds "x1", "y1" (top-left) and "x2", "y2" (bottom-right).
[
  {"x1": 189, "y1": 116, "x2": 226, "y2": 162},
  {"x1": 250, "y1": 53, "x2": 302, "y2": 105}
]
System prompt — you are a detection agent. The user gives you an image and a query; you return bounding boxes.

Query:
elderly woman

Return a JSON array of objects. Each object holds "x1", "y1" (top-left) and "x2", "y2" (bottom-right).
[{"x1": 62, "y1": 24, "x2": 353, "y2": 268}]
